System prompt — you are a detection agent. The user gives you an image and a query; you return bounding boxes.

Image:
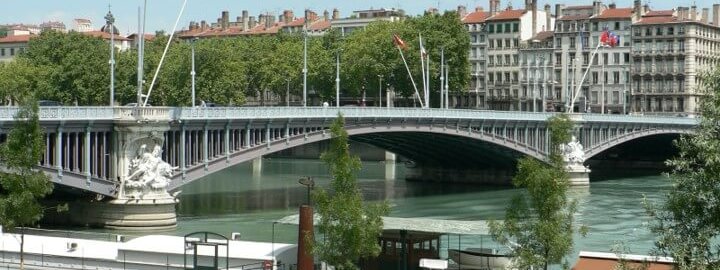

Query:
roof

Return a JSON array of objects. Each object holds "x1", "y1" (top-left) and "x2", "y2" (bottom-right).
[
  {"x1": 284, "y1": 18, "x2": 305, "y2": 27},
  {"x1": 0, "y1": 34, "x2": 33, "y2": 44},
  {"x1": 82, "y1": 31, "x2": 130, "y2": 41},
  {"x1": 530, "y1": 31, "x2": 554, "y2": 41},
  {"x1": 308, "y1": 20, "x2": 331, "y2": 31},
  {"x1": 594, "y1": 8, "x2": 633, "y2": 19},
  {"x1": 572, "y1": 251, "x2": 674, "y2": 270},
  {"x1": 558, "y1": 14, "x2": 592, "y2": 21},
  {"x1": 636, "y1": 16, "x2": 677, "y2": 24},
  {"x1": 126, "y1": 33, "x2": 155, "y2": 41},
  {"x1": 73, "y1": 18, "x2": 91, "y2": 24},
  {"x1": 462, "y1": 10, "x2": 491, "y2": 24},
  {"x1": 563, "y1": 5, "x2": 593, "y2": 10},
  {"x1": 486, "y1": 9, "x2": 525, "y2": 21},
  {"x1": 644, "y1": 10, "x2": 675, "y2": 17},
  {"x1": 277, "y1": 215, "x2": 492, "y2": 235}
]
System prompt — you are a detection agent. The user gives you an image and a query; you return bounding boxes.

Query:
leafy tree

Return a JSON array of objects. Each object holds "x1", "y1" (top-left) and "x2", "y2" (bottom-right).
[
  {"x1": 0, "y1": 26, "x2": 7, "y2": 38},
  {"x1": 0, "y1": 97, "x2": 55, "y2": 268},
  {"x1": 311, "y1": 114, "x2": 389, "y2": 270},
  {"x1": 489, "y1": 114, "x2": 582, "y2": 270},
  {"x1": 643, "y1": 69, "x2": 720, "y2": 269}
]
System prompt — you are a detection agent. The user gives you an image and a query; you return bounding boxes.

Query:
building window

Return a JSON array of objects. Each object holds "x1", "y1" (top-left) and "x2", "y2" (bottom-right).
[
  {"x1": 644, "y1": 27, "x2": 651, "y2": 36},
  {"x1": 624, "y1": 53, "x2": 630, "y2": 63},
  {"x1": 614, "y1": 22, "x2": 620, "y2": 30},
  {"x1": 513, "y1": 23, "x2": 519, "y2": 32},
  {"x1": 592, "y1": 72, "x2": 599, "y2": 84},
  {"x1": 489, "y1": 24, "x2": 495, "y2": 33},
  {"x1": 656, "y1": 27, "x2": 663, "y2": 36},
  {"x1": 497, "y1": 24, "x2": 503, "y2": 33},
  {"x1": 603, "y1": 53, "x2": 608, "y2": 65},
  {"x1": 505, "y1": 23, "x2": 511, "y2": 33},
  {"x1": 613, "y1": 53, "x2": 620, "y2": 64},
  {"x1": 555, "y1": 53, "x2": 561, "y2": 65},
  {"x1": 592, "y1": 22, "x2": 599, "y2": 31},
  {"x1": 668, "y1": 27, "x2": 674, "y2": 35},
  {"x1": 9, "y1": 48, "x2": 14, "y2": 56},
  {"x1": 583, "y1": 53, "x2": 589, "y2": 65},
  {"x1": 613, "y1": 71, "x2": 620, "y2": 84},
  {"x1": 489, "y1": 73, "x2": 494, "y2": 82},
  {"x1": 513, "y1": 38, "x2": 519, "y2": 48},
  {"x1": 505, "y1": 39, "x2": 510, "y2": 48},
  {"x1": 556, "y1": 38, "x2": 561, "y2": 48},
  {"x1": 0, "y1": 48, "x2": 4, "y2": 56},
  {"x1": 570, "y1": 37, "x2": 576, "y2": 48},
  {"x1": 512, "y1": 55, "x2": 518, "y2": 65}
]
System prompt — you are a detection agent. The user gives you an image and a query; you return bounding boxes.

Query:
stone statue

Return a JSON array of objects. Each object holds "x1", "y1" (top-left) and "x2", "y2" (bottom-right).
[
  {"x1": 561, "y1": 136, "x2": 585, "y2": 165},
  {"x1": 125, "y1": 143, "x2": 177, "y2": 197}
]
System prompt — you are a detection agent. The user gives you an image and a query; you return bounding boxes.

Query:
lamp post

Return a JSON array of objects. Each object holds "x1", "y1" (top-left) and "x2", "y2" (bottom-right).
[
  {"x1": 286, "y1": 78, "x2": 291, "y2": 107},
  {"x1": 105, "y1": 9, "x2": 115, "y2": 107},
  {"x1": 302, "y1": 24, "x2": 308, "y2": 107},
  {"x1": 297, "y1": 176, "x2": 315, "y2": 270},
  {"x1": 378, "y1": 75, "x2": 383, "y2": 107},
  {"x1": 336, "y1": 51, "x2": 340, "y2": 107},
  {"x1": 298, "y1": 177, "x2": 314, "y2": 205},
  {"x1": 622, "y1": 66, "x2": 628, "y2": 114},
  {"x1": 191, "y1": 37, "x2": 198, "y2": 107}
]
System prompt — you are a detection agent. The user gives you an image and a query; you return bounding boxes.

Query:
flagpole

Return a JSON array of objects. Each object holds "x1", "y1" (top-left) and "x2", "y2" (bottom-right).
[
  {"x1": 397, "y1": 46, "x2": 424, "y2": 108},
  {"x1": 426, "y1": 50, "x2": 430, "y2": 108},
  {"x1": 568, "y1": 42, "x2": 602, "y2": 113},
  {"x1": 419, "y1": 34, "x2": 427, "y2": 108},
  {"x1": 440, "y1": 47, "x2": 444, "y2": 109}
]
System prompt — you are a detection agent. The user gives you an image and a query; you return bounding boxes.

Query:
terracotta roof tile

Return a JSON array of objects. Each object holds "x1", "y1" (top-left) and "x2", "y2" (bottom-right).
[
  {"x1": 126, "y1": 33, "x2": 155, "y2": 41},
  {"x1": 636, "y1": 16, "x2": 677, "y2": 25},
  {"x1": 284, "y1": 18, "x2": 305, "y2": 27},
  {"x1": 462, "y1": 10, "x2": 490, "y2": 23},
  {"x1": 530, "y1": 31, "x2": 554, "y2": 41},
  {"x1": 82, "y1": 31, "x2": 130, "y2": 41},
  {"x1": 309, "y1": 20, "x2": 331, "y2": 31},
  {"x1": 644, "y1": 10, "x2": 675, "y2": 17},
  {"x1": 486, "y1": 9, "x2": 525, "y2": 21},
  {"x1": 595, "y1": 8, "x2": 633, "y2": 19},
  {"x1": 563, "y1": 5, "x2": 593, "y2": 10},
  {"x1": 0, "y1": 34, "x2": 33, "y2": 43},
  {"x1": 558, "y1": 14, "x2": 591, "y2": 21}
]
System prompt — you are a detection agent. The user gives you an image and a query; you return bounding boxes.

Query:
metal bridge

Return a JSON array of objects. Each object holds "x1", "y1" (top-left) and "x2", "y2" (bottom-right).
[{"x1": 0, "y1": 107, "x2": 697, "y2": 198}]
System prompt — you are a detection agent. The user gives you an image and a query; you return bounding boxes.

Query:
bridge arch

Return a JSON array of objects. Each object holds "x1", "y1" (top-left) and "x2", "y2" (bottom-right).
[
  {"x1": 169, "y1": 122, "x2": 550, "y2": 190},
  {"x1": 583, "y1": 128, "x2": 692, "y2": 160}
]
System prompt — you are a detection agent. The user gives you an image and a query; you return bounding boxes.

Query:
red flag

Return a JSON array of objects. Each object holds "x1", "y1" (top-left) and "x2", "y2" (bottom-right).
[
  {"x1": 600, "y1": 31, "x2": 609, "y2": 46},
  {"x1": 393, "y1": 34, "x2": 407, "y2": 50}
]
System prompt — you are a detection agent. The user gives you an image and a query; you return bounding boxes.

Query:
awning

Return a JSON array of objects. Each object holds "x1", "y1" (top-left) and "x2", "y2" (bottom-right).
[{"x1": 275, "y1": 214, "x2": 492, "y2": 235}]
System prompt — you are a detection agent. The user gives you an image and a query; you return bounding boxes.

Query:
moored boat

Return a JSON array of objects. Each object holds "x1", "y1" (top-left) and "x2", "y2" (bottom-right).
[{"x1": 448, "y1": 248, "x2": 513, "y2": 269}]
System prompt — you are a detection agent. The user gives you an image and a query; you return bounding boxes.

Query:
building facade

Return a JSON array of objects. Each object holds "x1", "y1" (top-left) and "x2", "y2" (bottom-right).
[
  {"x1": 0, "y1": 34, "x2": 31, "y2": 62},
  {"x1": 630, "y1": 3, "x2": 720, "y2": 116}
]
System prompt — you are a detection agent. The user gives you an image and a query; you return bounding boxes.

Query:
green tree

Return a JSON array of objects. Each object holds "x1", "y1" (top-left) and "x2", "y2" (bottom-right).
[
  {"x1": 0, "y1": 97, "x2": 54, "y2": 268},
  {"x1": 489, "y1": 114, "x2": 582, "y2": 270},
  {"x1": 0, "y1": 26, "x2": 8, "y2": 38},
  {"x1": 311, "y1": 114, "x2": 389, "y2": 270},
  {"x1": 644, "y1": 69, "x2": 720, "y2": 269}
]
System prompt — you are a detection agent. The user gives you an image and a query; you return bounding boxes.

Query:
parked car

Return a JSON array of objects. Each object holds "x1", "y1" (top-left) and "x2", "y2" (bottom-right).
[{"x1": 38, "y1": 100, "x2": 62, "y2": 106}]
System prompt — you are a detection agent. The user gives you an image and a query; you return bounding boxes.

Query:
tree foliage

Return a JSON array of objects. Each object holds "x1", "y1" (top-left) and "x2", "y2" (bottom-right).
[
  {"x1": 0, "y1": 96, "x2": 55, "y2": 268},
  {"x1": 1, "y1": 13, "x2": 469, "y2": 107},
  {"x1": 489, "y1": 114, "x2": 580, "y2": 270},
  {"x1": 311, "y1": 114, "x2": 389, "y2": 270},
  {"x1": 644, "y1": 69, "x2": 720, "y2": 269}
]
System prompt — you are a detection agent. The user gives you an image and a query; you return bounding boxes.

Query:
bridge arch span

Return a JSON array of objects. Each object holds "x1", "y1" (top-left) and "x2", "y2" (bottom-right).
[
  {"x1": 583, "y1": 128, "x2": 692, "y2": 160},
  {"x1": 169, "y1": 122, "x2": 550, "y2": 190}
]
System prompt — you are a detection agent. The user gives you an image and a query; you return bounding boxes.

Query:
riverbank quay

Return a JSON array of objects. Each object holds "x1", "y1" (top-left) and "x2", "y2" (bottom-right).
[{"x1": 0, "y1": 230, "x2": 297, "y2": 269}]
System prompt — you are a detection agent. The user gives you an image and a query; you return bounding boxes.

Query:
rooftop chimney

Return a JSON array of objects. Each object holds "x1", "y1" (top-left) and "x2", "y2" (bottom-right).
[
  {"x1": 592, "y1": 1, "x2": 602, "y2": 16},
  {"x1": 609, "y1": 2, "x2": 616, "y2": 9},
  {"x1": 259, "y1": 14, "x2": 266, "y2": 27},
  {"x1": 528, "y1": 0, "x2": 537, "y2": 36},
  {"x1": 714, "y1": 4, "x2": 720, "y2": 25},
  {"x1": 249, "y1": 16, "x2": 256, "y2": 28},
  {"x1": 332, "y1": 8, "x2": 340, "y2": 20},
  {"x1": 476, "y1": 6, "x2": 484, "y2": 12},
  {"x1": 702, "y1": 8, "x2": 709, "y2": 23},
  {"x1": 201, "y1": 20, "x2": 207, "y2": 30},
  {"x1": 490, "y1": 0, "x2": 497, "y2": 15},
  {"x1": 556, "y1": 4, "x2": 565, "y2": 19},
  {"x1": 284, "y1": 10, "x2": 294, "y2": 24},
  {"x1": 457, "y1": 5, "x2": 467, "y2": 17},
  {"x1": 242, "y1": 10, "x2": 249, "y2": 30},
  {"x1": 189, "y1": 21, "x2": 195, "y2": 31},
  {"x1": 633, "y1": 0, "x2": 642, "y2": 21},
  {"x1": 545, "y1": 4, "x2": 552, "y2": 31},
  {"x1": 691, "y1": 5, "x2": 697, "y2": 21},
  {"x1": 222, "y1": 10, "x2": 229, "y2": 29},
  {"x1": 324, "y1": 10, "x2": 330, "y2": 21}
]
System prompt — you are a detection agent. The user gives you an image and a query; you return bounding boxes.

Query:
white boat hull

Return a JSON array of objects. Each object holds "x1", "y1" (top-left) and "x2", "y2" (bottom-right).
[{"x1": 448, "y1": 248, "x2": 513, "y2": 269}]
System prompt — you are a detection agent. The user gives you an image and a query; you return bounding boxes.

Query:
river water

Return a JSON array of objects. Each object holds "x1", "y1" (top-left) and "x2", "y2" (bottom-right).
[{"x1": 173, "y1": 158, "x2": 669, "y2": 262}]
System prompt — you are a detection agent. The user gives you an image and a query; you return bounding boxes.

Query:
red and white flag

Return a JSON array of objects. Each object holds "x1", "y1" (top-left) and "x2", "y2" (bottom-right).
[{"x1": 392, "y1": 34, "x2": 407, "y2": 50}]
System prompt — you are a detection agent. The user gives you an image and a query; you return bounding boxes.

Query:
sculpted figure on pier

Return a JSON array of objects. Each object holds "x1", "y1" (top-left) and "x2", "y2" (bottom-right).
[
  {"x1": 125, "y1": 143, "x2": 177, "y2": 197},
  {"x1": 561, "y1": 136, "x2": 585, "y2": 165}
]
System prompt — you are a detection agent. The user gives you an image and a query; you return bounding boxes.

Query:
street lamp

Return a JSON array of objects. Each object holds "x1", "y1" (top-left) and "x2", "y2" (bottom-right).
[
  {"x1": 378, "y1": 75, "x2": 383, "y2": 107},
  {"x1": 336, "y1": 51, "x2": 340, "y2": 107},
  {"x1": 105, "y1": 8, "x2": 115, "y2": 107},
  {"x1": 302, "y1": 22, "x2": 308, "y2": 107},
  {"x1": 286, "y1": 78, "x2": 291, "y2": 107},
  {"x1": 298, "y1": 176, "x2": 314, "y2": 205},
  {"x1": 190, "y1": 37, "x2": 198, "y2": 107}
]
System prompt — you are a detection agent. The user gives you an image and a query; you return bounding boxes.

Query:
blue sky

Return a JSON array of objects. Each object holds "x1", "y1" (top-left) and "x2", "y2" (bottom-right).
[{"x1": 2, "y1": 0, "x2": 681, "y2": 34}]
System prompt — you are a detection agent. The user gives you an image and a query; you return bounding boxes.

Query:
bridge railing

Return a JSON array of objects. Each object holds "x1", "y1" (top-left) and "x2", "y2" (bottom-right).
[
  {"x1": 114, "y1": 107, "x2": 175, "y2": 122},
  {"x1": 0, "y1": 107, "x2": 116, "y2": 121}
]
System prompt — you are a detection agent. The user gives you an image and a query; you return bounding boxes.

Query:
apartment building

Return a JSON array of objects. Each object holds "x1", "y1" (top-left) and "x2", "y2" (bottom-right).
[
  {"x1": 0, "y1": 33, "x2": 31, "y2": 62},
  {"x1": 630, "y1": 3, "x2": 720, "y2": 116},
  {"x1": 519, "y1": 29, "x2": 555, "y2": 111},
  {"x1": 484, "y1": 0, "x2": 553, "y2": 110},
  {"x1": 331, "y1": 8, "x2": 404, "y2": 36},
  {"x1": 461, "y1": 6, "x2": 490, "y2": 108}
]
